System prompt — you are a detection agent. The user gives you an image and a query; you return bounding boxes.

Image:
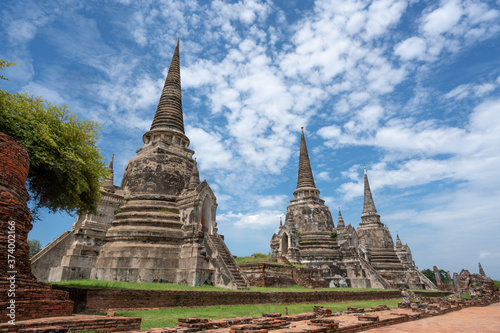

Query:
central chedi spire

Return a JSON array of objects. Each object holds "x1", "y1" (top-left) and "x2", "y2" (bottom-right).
[
  {"x1": 361, "y1": 167, "x2": 381, "y2": 225},
  {"x1": 296, "y1": 127, "x2": 316, "y2": 189},
  {"x1": 287, "y1": 128, "x2": 334, "y2": 232},
  {"x1": 293, "y1": 127, "x2": 320, "y2": 201},
  {"x1": 150, "y1": 38, "x2": 184, "y2": 134},
  {"x1": 270, "y1": 127, "x2": 339, "y2": 274}
]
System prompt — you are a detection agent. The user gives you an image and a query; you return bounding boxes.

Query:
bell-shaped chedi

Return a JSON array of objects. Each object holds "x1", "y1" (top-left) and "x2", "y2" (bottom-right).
[
  {"x1": 91, "y1": 40, "x2": 249, "y2": 289},
  {"x1": 356, "y1": 169, "x2": 436, "y2": 289},
  {"x1": 0, "y1": 133, "x2": 73, "y2": 322},
  {"x1": 288, "y1": 128, "x2": 334, "y2": 233},
  {"x1": 357, "y1": 168, "x2": 395, "y2": 250},
  {"x1": 271, "y1": 128, "x2": 340, "y2": 274}
]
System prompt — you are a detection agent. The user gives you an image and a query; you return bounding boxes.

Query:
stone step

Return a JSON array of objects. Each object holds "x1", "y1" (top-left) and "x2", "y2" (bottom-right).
[
  {"x1": 111, "y1": 219, "x2": 183, "y2": 229},
  {"x1": 208, "y1": 234, "x2": 249, "y2": 289},
  {"x1": 124, "y1": 199, "x2": 178, "y2": 205},
  {"x1": 114, "y1": 215, "x2": 181, "y2": 223}
]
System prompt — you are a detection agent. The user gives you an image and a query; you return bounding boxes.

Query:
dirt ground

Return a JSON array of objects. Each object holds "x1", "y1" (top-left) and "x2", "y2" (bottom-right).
[{"x1": 364, "y1": 302, "x2": 500, "y2": 333}]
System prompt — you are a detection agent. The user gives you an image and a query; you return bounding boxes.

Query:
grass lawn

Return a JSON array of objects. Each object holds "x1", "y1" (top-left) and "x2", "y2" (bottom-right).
[
  {"x1": 235, "y1": 254, "x2": 307, "y2": 268},
  {"x1": 118, "y1": 299, "x2": 402, "y2": 329},
  {"x1": 48, "y1": 279, "x2": 231, "y2": 291},
  {"x1": 48, "y1": 279, "x2": 393, "y2": 292}
]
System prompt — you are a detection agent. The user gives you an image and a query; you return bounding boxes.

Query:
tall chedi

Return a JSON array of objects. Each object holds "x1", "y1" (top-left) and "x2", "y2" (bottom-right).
[
  {"x1": 271, "y1": 128, "x2": 343, "y2": 284},
  {"x1": 91, "y1": 40, "x2": 249, "y2": 289},
  {"x1": 357, "y1": 168, "x2": 405, "y2": 274},
  {"x1": 356, "y1": 168, "x2": 435, "y2": 289}
]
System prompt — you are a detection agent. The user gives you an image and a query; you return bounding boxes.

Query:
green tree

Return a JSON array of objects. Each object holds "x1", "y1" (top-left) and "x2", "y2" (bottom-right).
[
  {"x1": 27, "y1": 239, "x2": 43, "y2": 257},
  {"x1": 421, "y1": 268, "x2": 450, "y2": 286},
  {"x1": 421, "y1": 268, "x2": 435, "y2": 284},
  {"x1": 0, "y1": 60, "x2": 108, "y2": 217}
]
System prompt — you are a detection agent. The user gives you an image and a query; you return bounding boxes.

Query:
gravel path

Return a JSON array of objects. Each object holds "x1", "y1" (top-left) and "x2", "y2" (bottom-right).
[{"x1": 364, "y1": 302, "x2": 500, "y2": 333}]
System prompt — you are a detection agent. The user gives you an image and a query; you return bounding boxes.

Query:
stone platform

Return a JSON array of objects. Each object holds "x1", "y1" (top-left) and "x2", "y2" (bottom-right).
[{"x1": 0, "y1": 315, "x2": 141, "y2": 333}]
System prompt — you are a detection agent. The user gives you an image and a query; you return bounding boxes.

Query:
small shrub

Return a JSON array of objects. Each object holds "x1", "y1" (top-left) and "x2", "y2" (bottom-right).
[
  {"x1": 330, "y1": 231, "x2": 338, "y2": 238},
  {"x1": 114, "y1": 209, "x2": 123, "y2": 215}
]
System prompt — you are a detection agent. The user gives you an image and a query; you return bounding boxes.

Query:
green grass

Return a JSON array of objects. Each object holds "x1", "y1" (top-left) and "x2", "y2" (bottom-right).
[
  {"x1": 118, "y1": 299, "x2": 402, "y2": 329},
  {"x1": 235, "y1": 255, "x2": 307, "y2": 268},
  {"x1": 494, "y1": 280, "x2": 500, "y2": 291},
  {"x1": 49, "y1": 279, "x2": 231, "y2": 291},
  {"x1": 49, "y1": 279, "x2": 395, "y2": 292}
]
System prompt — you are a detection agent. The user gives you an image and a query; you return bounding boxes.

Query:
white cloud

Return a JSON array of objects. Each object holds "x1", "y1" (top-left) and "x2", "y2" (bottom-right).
[
  {"x1": 258, "y1": 195, "x2": 288, "y2": 209},
  {"x1": 186, "y1": 126, "x2": 233, "y2": 170},
  {"x1": 445, "y1": 78, "x2": 499, "y2": 101},
  {"x1": 20, "y1": 82, "x2": 65, "y2": 105},
  {"x1": 422, "y1": 0, "x2": 463, "y2": 36},
  {"x1": 333, "y1": 97, "x2": 500, "y2": 202},
  {"x1": 396, "y1": 0, "x2": 500, "y2": 62},
  {"x1": 316, "y1": 171, "x2": 331, "y2": 182},
  {"x1": 220, "y1": 211, "x2": 282, "y2": 230},
  {"x1": 394, "y1": 37, "x2": 427, "y2": 61}
]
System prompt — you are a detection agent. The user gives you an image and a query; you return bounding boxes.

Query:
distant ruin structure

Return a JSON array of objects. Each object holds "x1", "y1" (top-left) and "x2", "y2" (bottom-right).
[
  {"x1": 31, "y1": 40, "x2": 249, "y2": 289},
  {"x1": 270, "y1": 130, "x2": 436, "y2": 290}
]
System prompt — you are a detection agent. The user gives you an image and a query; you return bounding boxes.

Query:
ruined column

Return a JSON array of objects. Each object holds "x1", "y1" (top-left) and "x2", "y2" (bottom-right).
[
  {"x1": 478, "y1": 262, "x2": 486, "y2": 277},
  {"x1": 0, "y1": 133, "x2": 73, "y2": 323},
  {"x1": 453, "y1": 272, "x2": 460, "y2": 292},
  {"x1": 433, "y1": 265, "x2": 443, "y2": 289}
]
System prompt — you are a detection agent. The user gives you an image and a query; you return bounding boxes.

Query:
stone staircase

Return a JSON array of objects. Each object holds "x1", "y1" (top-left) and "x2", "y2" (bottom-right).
[{"x1": 208, "y1": 234, "x2": 250, "y2": 290}]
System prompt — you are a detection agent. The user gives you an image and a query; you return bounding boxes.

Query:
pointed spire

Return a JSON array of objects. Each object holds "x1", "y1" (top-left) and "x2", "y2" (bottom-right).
[
  {"x1": 478, "y1": 262, "x2": 486, "y2": 277},
  {"x1": 337, "y1": 206, "x2": 345, "y2": 229},
  {"x1": 103, "y1": 154, "x2": 115, "y2": 192},
  {"x1": 109, "y1": 153, "x2": 114, "y2": 171},
  {"x1": 150, "y1": 38, "x2": 184, "y2": 134},
  {"x1": 361, "y1": 167, "x2": 380, "y2": 223},
  {"x1": 296, "y1": 127, "x2": 316, "y2": 189},
  {"x1": 396, "y1": 233, "x2": 402, "y2": 248},
  {"x1": 188, "y1": 158, "x2": 200, "y2": 191}
]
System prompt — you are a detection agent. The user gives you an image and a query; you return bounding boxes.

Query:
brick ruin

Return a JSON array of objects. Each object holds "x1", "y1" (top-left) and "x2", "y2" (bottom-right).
[
  {"x1": 457, "y1": 264, "x2": 496, "y2": 297},
  {"x1": 428, "y1": 263, "x2": 497, "y2": 297},
  {"x1": 31, "y1": 39, "x2": 249, "y2": 290},
  {"x1": 0, "y1": 132, "x2": 74, "y2": 323},
  {"x1": 127, "y1": 294, "x2": 499, "y2": 333},
  {"x1": 270, "y1": 129, "x2": 436, "y2": 290}
]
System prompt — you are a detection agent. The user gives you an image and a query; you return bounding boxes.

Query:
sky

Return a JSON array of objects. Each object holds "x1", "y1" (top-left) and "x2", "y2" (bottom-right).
[{"x1": 1, "y1": 0, "x2": 499, "y2": 280}]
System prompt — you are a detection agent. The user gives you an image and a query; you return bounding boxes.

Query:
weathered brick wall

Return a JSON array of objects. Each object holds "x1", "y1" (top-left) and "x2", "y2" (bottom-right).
[
  {"x1": 240, "y1": 264, "x2": 295, "y2": 287},
  {"x1": 0, "y1": 315, "x2": 141, "y2": 333},
  {"x1": 0, "y1": 133, "x2": 74, "y2": 323},
  {"x1": 51, "y1": 285, "x2": 452, "y2": 313},
  {"x1": 240, "y1": 263, "x2": 327, "y2": 288}
]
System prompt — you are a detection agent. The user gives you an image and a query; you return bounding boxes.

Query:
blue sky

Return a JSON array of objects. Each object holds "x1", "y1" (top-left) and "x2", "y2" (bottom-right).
[{"x1": 1, "y1": 0, "x2": 500, "y2": 280}]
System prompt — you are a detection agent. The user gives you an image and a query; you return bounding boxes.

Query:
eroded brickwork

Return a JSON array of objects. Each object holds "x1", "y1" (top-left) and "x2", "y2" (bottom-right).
[
  {"x1": 0, "y1": 133, "x2": 73, "y2": 323},
  {"x1": 51, "y1": 285, "x2": 450, "y2": 313}
]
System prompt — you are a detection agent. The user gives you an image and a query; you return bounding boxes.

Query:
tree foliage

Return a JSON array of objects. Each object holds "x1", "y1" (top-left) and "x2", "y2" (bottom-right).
[
  {"x1": 28, "y1": 239, "x2": 43, "y2": 257},
  {"x1": 421, "y1": 268, "x2": 450, "y2": 286},
  {"x1": 0, "y1": 60, "x2": 108, "y2": 217}
]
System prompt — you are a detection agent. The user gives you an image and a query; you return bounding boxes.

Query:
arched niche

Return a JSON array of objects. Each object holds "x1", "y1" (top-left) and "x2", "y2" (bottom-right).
[
  {"x1": 201, "y1": 195, "x2": 213, "y2": 234},
  {"x1": 281, "y1": 233, "x2": 289, "y2": 256}
]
